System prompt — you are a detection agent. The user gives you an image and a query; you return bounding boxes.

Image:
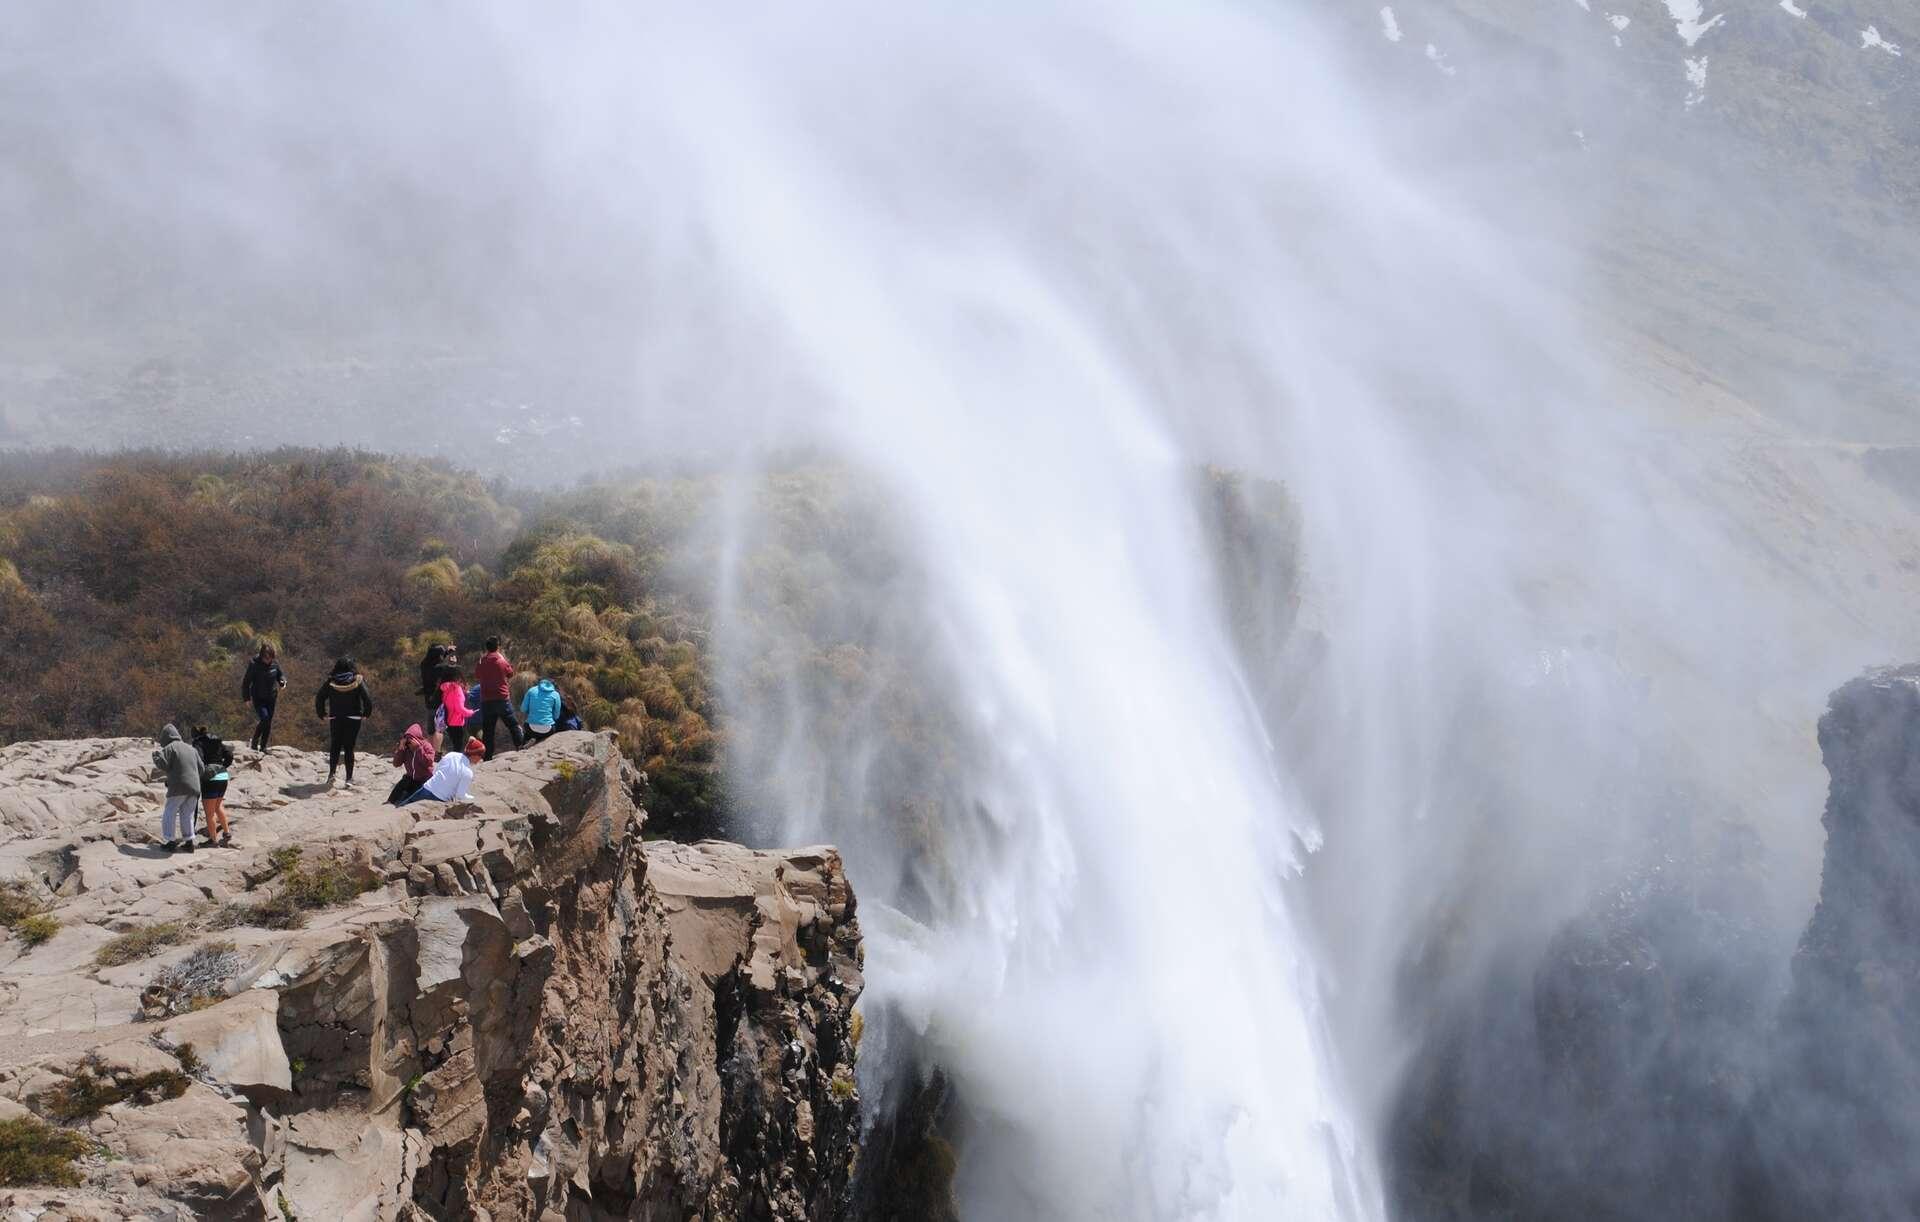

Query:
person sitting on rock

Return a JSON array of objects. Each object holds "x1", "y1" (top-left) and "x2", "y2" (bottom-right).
[
  {"x1": 191, "y1": 726, "x2": 235, "y2": 847},
  {"x1": 520, "y1": 676, "x2": 564, "y2": 743},
  {"x1": 151, "y1": 724, "x2": 202, "y2": 853},
  {"x1": 388, "y1": 723, "x2": 436, "y2": 805},
  {"x1": 239, "y1": 643, "x2": 286, "y2": 751},
  {"x1": 315, "y1": 656, "x2": 374, "y2": 790},
  {"x1": 399, "y1": 746, "x2": 473, "y2": 806},
  {"x1": 475, "y1": 636, "x2": 525, "y2": 760}
]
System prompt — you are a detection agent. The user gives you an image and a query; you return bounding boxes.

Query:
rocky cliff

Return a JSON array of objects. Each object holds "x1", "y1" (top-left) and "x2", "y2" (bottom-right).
[
  {"x1": 1392, "y1": 664, "x2": 1920, "y2": 1220},
  {"x1": 1738, "y1": 664, "x2": 1920, "y2": 1220},
  {"x1": 0, "y1": 732, "x2": 863, "y2": 1220}
]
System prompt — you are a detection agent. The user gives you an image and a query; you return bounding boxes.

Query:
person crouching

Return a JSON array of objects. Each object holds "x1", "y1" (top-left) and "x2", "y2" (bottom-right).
[{"x1": 389, "y1": 723, "x2": 436, "y2": 805}]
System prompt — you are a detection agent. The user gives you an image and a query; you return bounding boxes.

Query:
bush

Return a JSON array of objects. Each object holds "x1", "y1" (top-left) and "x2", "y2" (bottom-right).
[
  {"x1": 94, "y1": 921, "x2": 189, "y2": 967},
  {"x1": 0, "y1": 1115, "x2": 91, "y2": 1187},
  {"x1": 272, "y1": 847, "x2": 368, "y2": 908},
  {"x1": 35, "y1": 1060, "x2": 189, "y2": 1122},
  {"x1": 210, "y1": 847, "x2": 367, "y2": 930},
  {"x1": 0, "y1": 878, "x2": 45, "y2": 927},
  {"x1": 142, "y1": 941, "x2": 245, "y2": 1018},
  {"x1": 13, "y1": 914, "x2": 58, "y2": 947}
]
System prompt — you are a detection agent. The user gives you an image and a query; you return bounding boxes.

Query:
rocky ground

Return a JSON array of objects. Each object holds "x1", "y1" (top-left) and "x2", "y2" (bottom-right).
[{"x1": 0, "y1": 732, "x2": 863, "y2": 1220}]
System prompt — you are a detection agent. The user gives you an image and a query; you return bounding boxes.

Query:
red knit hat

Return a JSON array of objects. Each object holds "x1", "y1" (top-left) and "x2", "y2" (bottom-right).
[{"x1": 463, "y1": 738, "x2": 486, "y2": 762}]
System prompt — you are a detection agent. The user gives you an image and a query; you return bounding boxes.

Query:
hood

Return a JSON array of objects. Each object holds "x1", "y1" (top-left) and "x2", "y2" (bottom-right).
[
  {"x1": 328, "y1": 672, "x2": 362, "y2": 691},
  {"x1": 157, "y1": 724, "x2": 181, "y2": 745},
  {"x1": 536, "y1": 678, "x2": 557, "y2": 692},
  {"x1": 403, "y1": 723, "x2": 427, "y2": 742}
]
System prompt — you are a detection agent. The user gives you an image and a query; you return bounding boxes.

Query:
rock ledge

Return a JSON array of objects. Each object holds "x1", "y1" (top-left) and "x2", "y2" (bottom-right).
[{"x1": 0, "y1": 732, "x2": 862, "y2": 1221}]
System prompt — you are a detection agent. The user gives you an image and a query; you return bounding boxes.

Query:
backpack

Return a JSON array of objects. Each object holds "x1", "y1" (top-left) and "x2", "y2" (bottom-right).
[
  {"x1": 557, "y1": 699, "x2": 583, "y2": 732},
  {"x1": 196, "y1": 735, "x2": 232, "y2": 781}
]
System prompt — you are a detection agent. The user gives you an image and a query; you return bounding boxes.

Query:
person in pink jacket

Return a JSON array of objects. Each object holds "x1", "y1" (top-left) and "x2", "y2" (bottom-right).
[{"x1": 436, "y1": 661, "x2": 473, "y2": 756}]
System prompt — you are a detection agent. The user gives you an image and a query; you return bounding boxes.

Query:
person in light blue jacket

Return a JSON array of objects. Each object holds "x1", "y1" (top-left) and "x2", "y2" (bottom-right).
[{"x1": 519, "y1": 677, "x2": 565, "y2": 743}]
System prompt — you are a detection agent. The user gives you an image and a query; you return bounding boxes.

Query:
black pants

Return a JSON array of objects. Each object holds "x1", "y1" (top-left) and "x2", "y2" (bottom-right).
[
  {"x1": 479, "y1": 699, "x2": 524, "y2": 760},
  {"x1": 250, "y1": 701, "x2": 277, "y2": 750},
  {"x1": 388, "y1": 775, "x2": 424, "y2": 805},
  {"x1": 327, "y1": 718, "x2": 363, "y2": 780},
  {"x1": 445, "y1": 723, "x2": 471, "y2": 755}
]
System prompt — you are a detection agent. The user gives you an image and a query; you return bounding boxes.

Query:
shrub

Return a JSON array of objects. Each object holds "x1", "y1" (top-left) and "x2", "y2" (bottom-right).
[
  {"x1": 142, "y1": 941, "x2": 245, "y2": 1018},
  {"x1": 0, "y1": 1115, "x2": 91, "y2": 1187},
  {"x1": 13, "y1": 914, "x2": 58, "y2": 947},
  {"x1": 208, "y1": 895, "x2": 302, "y2": 931},
  {"x1": 0, "y1": 878, "x2": 45, "y2": 926},
  {"x1": 94, "y1": 921, "x2": 189, "y2": 967},
  {"x1": 212, "y1": 847, "x2": 367, "y2": 930},
  {"x1": 829, "y1": 1069, "x2": 857, "y2": 1102},
  {"x1": 272, "y1": 847, "x2": 367, "y2": 908},
  {"x1": 35, "y1": 1060, "x2": 189, "y2": 1122},
  {"x1": 405, "y1": 556, "x2": 463, "y2": 596}
]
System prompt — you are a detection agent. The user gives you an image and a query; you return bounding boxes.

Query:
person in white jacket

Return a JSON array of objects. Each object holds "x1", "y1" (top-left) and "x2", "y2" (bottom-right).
[{"x1": 399, "y1": 750, "x2": 473, "y2": 806}]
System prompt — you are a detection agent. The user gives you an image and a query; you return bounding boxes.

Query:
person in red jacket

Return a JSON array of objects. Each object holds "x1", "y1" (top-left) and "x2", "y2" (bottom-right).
[{"x1": 474, "y1": 636, "x2": 526, "y2": 760}]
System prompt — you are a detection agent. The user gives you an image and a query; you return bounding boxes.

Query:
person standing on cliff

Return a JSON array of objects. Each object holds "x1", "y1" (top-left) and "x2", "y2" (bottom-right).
[
  {"x1": 240, "y1": 643, "x2": 286, "y2": 751},
  {"x1": 191, "y1": 725, "x2": 235, "y2": 847},
  {"x1": 419, "y1": 642, "x2": 455, "y2": 750},
  {"x1": 152, "y1": 724, "x2": 202, "y2": 853},
  {"x1": 436, "y1": 659, "x2": 472, "y2": 757},
  {"x1": 475, "y1": 636, "x2": 524, "y2": 760},
  {"x1": 315, "y1": 656, "x2": 374, "y2": 790}
]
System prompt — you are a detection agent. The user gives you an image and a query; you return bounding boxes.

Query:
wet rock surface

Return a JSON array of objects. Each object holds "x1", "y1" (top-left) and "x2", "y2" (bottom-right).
[{"x1": 0, "y1": 732, "x2": 862, "y2": 1220}]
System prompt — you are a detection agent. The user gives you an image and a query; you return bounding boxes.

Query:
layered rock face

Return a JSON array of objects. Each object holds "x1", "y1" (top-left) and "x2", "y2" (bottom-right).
[
  {"x1": 0, "y1": 732, "x2": 862, "y2": 1220},
  {"x1": 1738, "y1": 665, "x2": 1920, "y2": 1220}
]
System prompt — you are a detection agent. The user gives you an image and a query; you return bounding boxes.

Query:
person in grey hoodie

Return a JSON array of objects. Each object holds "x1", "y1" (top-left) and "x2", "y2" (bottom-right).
[{"x1": 152, "y1": 724, "x2": 202, "y2": 853}]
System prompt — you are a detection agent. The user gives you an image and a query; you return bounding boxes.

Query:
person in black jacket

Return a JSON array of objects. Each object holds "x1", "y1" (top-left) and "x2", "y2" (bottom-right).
[
  {"x1": 315, "y1": 656, "x2": 374, "y2": 789},
  {"x1": 240, "y1": 643, "x2": 287, "y2": 751}
]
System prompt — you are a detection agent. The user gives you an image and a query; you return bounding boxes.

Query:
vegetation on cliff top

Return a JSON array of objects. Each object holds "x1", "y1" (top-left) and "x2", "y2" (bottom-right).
[{"x1": 0, "y1": 449, "x2": 719, "y2": 821}]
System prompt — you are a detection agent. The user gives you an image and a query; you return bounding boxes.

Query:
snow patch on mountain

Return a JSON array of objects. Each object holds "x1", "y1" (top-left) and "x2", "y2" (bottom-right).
[
  {"x1": 1664, "y1": 0, "x2": 1725, "y2": 47},
  {"x1": 1860, "y1": 25, "x2": 1903, "y2": 55},
  {"x1": 1684, "y1": 55, "x2": 1710, "y2": 106}
]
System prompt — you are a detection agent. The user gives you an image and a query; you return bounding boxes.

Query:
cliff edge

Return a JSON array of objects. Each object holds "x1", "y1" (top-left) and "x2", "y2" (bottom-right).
[{"x1": 0, "y1": 732, "x2": 862, "y2": 1220}]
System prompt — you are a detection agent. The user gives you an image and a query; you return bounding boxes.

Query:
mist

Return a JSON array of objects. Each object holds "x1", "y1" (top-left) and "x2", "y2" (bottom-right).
[{"x1": 5, "y1": 2, "x2": 1920, "y2": 1218}]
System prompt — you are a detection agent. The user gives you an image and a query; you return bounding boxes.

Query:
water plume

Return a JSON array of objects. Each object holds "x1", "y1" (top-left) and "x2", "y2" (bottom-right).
[{"x1": 5, "y1": 2, "x2": 1914, "y2": 1218}]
